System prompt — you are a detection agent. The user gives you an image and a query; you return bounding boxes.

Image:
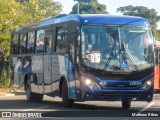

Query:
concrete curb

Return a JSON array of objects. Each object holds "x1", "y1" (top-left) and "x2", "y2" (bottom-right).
[{"x1": 0, "y1": 92, "x2": 15, "y2": 97}]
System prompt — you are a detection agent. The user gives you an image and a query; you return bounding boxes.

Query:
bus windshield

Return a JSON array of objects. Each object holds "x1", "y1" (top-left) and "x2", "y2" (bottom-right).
[{"x1": 81, "y1": 25, "x2": 154, "y2": 73}]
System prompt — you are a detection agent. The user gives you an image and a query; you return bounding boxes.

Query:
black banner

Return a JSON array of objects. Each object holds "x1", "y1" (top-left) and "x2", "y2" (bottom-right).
[{"x1": 0, "y1": 111, "x2": 160, "y2": 118}]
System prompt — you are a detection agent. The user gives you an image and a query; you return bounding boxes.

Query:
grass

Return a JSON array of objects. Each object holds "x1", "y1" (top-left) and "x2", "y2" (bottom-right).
[{"x1": 0, "y1": 86, "x2": 16, "y2": 92}]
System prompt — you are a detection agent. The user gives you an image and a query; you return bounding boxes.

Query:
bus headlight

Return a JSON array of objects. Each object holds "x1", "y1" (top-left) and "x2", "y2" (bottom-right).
[
  {"x1": 141, "y1": 79, "x2": 153, "y2": 90},
  {"x1": 85, "y1": 79, "x2": 91, "y2": 85},
  {"x1": 83, "y1": 78, "x2": 100, "y2": 90}
]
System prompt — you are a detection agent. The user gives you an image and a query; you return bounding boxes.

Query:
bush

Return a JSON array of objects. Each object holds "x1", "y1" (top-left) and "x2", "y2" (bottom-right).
[{"x1": 0, "y1": 65, "x2": 10, "y2": 87}]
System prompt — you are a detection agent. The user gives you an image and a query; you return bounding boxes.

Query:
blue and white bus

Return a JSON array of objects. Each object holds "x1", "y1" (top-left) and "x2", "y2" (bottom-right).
[{"x1": 10, "y1": 14, "x2": 154, "y2": 109}]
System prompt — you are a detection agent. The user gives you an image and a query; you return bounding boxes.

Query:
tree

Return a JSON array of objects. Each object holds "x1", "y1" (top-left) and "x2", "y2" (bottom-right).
[
  {"x1": 153, "y1": 29, "x2": 160, "y2": 41},
  {"x1": 0, "y1": 0, "x2": 62, "y2": 58},
  {"x1": 16, "y1": 0, "x2": 29, "y2": 2},
  {"x1": 152, "y1": 29, "x2": 160, "y2": 41},
  {"x1": 117, "y1": 5, "x2": 160, "y2": 29},
  {"x1": 71, "y1": 0, "x2": 108, "y2": 14},
  {"x1": 19, "y1": 0, "x2": 62, "y2": 25},
  {"x1": 0, "y1": 0, "x2": 62, "y2": 87},
  {"x1": 0, "y1": 0, "x2": 25, "y2": 55}
]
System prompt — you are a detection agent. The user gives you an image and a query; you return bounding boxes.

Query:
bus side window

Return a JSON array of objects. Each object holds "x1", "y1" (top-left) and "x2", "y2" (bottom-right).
[
  {"x1": 11, "y1": 34, "x2": 19, "y2": 55},
  {"x1": 69, "y1": 33, "x2": 75, "y2": 62},
  {"x1": 27, "y1": 31, "x2": 35, "y2": 53},
  {"x1": 35, "y1": 30, "x2": 45, "y2": 53},
  {"x1": 45, "y1": 36, "x2": 52, "y2": 54},
  {"x1": 19, "y1": 34, "x2": 26, "y2": 54},
  {"x1": 56, "y1": 27, "x2": 68, "y2": 53}
]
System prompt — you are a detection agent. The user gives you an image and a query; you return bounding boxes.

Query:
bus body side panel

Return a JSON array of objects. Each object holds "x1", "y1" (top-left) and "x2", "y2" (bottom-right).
[
  {"x1": 31, "y1": 55, "x2": 44, "y2": 94},
  {"x1": 11, "y1": 56, "x2": 31, "y2": 90},
  {"x1": 51, "y1": 55, "x2": 76, "y2": 99},
  {"x1": 11, "y1": 56, "x2": 23, "y2": 87},
  {"x1": 10, "y1": 55, "x2": 44, "y2": 94},
  {"x1": 43, "y1": 55, "x2": 52, "y2": 93},
  {"x1": 67, "y1": 57, "x2": 76, "y2": 99},
  {"x1": 51, "y1": 55, "x2": 61, "y2": 94}
]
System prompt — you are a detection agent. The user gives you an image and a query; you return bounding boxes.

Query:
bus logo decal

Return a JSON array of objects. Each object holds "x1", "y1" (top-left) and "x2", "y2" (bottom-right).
[{"x1": 121, "y1": 60, "x2": 127, "y2": 68}]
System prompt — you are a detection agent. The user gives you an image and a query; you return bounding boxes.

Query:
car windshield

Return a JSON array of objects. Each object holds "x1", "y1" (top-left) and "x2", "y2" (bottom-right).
[{"x1": 81, "y1": 25, "x2": 154, "y2": 73}]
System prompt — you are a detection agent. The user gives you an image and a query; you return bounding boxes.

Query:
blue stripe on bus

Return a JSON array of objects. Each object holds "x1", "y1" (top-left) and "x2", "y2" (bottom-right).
[
  {"x1": 65, "y1": 57, "x2": 76, "y2": 99},
  {"x1": 19, "y1": 14, "x2": 150, "y2": 30}
]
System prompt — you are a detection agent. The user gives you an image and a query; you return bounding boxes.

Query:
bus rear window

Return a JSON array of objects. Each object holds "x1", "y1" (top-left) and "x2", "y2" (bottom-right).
[
  {"x1": 11, "y1": 34, "x2": 18, "y2": 55},
  {"x1": 19, "y1": 34, "x2": 26, "y2": 54},
  {"x1": 27, "y1": 31, "x2": 35, "y2": 53}
]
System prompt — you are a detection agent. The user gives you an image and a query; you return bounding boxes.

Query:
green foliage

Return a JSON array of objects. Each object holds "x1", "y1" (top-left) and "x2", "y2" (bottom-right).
[
  {"x1": 0, "y1": 0, "x2": 62, "y2": 86},
  {"x1": 158, "y1": 30, "x2": 160, "y2": 40},
  {"x1": 21, "y1": 0, "x2": 62, "y2": 24},
  {"x1": 153, "y1": 29, "x2": 160, "y2": 41},
  {"x1": 74, "y1": 0, "x2": 94, "y2": 2},
  {"x1": 117, "y1": 5, "x2": 160, "y2": 29},
  {"x1": 71, "y1": 0, "x2": 108, "y2": 14},
  {"x1": 16, "y1": 0, "x2": 29, "y2": 3},
  {"x1": 0, "y1": 67, "x2": 10, "y2": 87}
]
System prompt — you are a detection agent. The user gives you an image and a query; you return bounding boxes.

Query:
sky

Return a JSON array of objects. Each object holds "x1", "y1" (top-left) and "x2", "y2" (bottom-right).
[{"x1": 54, "y1": 0, "x2": 160, "y2": 29}]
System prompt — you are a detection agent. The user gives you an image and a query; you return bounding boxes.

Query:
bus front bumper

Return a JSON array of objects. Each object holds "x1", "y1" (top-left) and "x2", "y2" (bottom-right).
[{"x1": 82, "y1": 87, "x2": 153, "y2": 102}]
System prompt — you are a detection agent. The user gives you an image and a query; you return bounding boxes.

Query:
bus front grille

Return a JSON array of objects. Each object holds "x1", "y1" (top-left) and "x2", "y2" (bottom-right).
[
  {"x1": 102, "y1": 86, "x2": 140, "y2": 90},
  {"x1": 100, "y1": 92, "x2": 141, "y2": 100}
]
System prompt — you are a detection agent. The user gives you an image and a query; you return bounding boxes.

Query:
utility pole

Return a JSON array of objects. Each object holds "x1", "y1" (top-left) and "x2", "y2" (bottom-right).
[
  {"x1": 74, "y1": 0, "x2": 79, "y2": 14},
  {"x1": 77, "y1": 2, "x2": 79, "y2": 14}
]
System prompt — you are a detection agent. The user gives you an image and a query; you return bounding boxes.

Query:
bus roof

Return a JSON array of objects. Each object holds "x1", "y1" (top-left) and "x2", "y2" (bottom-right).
[{"x1": 15, "y1": 14, "x2": 150, "y2": 32}]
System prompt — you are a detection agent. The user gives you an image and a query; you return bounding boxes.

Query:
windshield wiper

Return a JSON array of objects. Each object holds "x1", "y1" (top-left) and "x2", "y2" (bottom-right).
[
  {"x1": 103, "y1": 47, "x2": 117, "y2": 71},
  {"x1": 102, "y1": 41, "x2": 139, "y2": 72},
  {"x1": 122, "y1": 41, "x2": 139, "y2": 72}
]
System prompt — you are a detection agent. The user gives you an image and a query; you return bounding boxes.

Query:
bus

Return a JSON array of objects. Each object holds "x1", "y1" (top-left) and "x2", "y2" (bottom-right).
[
  {"x1": 154, "y1": 41, "x2": 160, "y2": 92},
  {"x1": 10, "y1": 14, "x2": 154, "y2": 109}
]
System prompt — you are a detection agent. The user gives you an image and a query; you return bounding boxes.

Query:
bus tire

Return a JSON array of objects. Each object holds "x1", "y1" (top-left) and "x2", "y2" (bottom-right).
[
  {"x1": 62, "y1": 80, "x2": 74, "y2": 107},
  {"x1": 122, "y1": 101, "x2": 131, "y2": 109},
  {"x1": 26, "y1": 80, "x2": 44, "y2": 102},
  {"x1": 26, "y1": 80, "x2": 35, "y2": 102},
  {"x1": 35, "y1": 94, "x2": 44, "y2": 102}
]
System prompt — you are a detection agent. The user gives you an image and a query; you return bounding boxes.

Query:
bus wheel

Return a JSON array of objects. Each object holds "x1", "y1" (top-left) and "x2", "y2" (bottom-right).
[
  {"x1": 35, "y1": 94, "x2": 43, "y2": 102},
  {"x1": 122, "y1": 101, "x2": 131, "y2": 109},
  {"x1": 62, "y1": 80, "x2": 74, "y2": 107},
  {"x1": 26, "y1": 80, "x2": 43, "y2": 102},
  {"x1": 26, "y1": 80, "x2": 35, "y2": 102}
]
